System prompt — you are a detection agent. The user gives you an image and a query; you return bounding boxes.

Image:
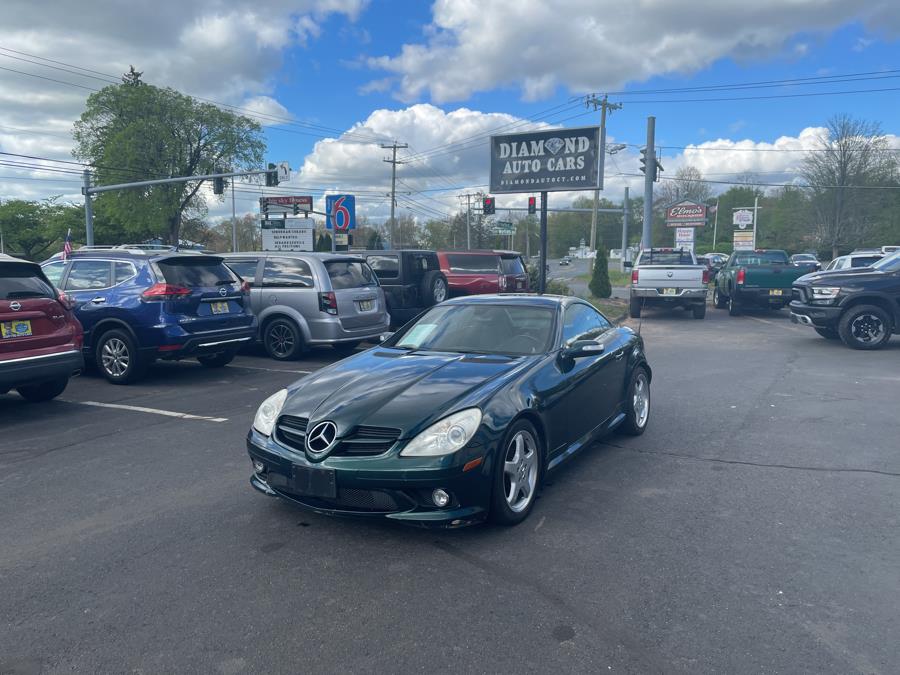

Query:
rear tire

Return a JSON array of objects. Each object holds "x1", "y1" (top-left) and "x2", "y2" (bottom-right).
[
  {"x1": 692, "y1": 303, "x2": 707, "y2": 320},
  {"x1": 713, "y1": 287, "x2": 727, "y2": 309},
  {"x1": 629, "y1": 296, "x2": 642, "y2": 318},
  {"x1": 489, "y1": 419, "x2": 543, "y2": 526},
  {"x1": 17, "y1": 376, "x2": 69, "y2": 402},
  {"x1": 263, "y1": 318, "x2": 303, "y2": 361},
  {"x1": 96, "y1": 329, "x2": 145, "y2": 385},
  {"x1": 421, "y1": 271, "x2": 448, "y2": 306},
  {"x1": 197, "y1": 350, "x2": 236, "y2": 368},
  {"x1": 814, "y1": 326, "x2": 840, "y2": 340},
  {"x1": 727, "y1": 292, "x2": 741, "y2": 316},
  {"x1": 620, "y1": 366, "x2": 650, "y2": 436},
  {"x1": 838, "y1": 305, "x2": 892, "y2": 350}
]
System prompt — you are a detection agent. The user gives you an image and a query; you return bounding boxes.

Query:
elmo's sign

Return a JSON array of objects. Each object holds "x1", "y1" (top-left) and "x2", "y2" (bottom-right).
[{"x1": 665, "y1": 200, "x2": 707, "y2": 227}]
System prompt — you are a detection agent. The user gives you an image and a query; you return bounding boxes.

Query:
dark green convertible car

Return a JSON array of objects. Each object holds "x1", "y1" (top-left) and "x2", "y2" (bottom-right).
[{"x1": 246, "y1": 294, "x2": 652, "y2": 527}]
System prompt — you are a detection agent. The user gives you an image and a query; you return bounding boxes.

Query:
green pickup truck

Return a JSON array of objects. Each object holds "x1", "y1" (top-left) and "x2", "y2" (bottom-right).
[{"x1": 713, "y1": 250, "x2": 809, "y2": 316}]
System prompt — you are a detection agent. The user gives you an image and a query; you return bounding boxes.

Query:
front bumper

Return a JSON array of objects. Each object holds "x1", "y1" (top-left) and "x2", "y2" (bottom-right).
[
  {"x1": 789, "y1": 300, "x2": 843, "y2": 328},
  {"x1": 0, "y1": 348, "x2": 83, "y2": 391},
  {"x1": 246, "y1": 428, "x2": 492, "y2": 527}
]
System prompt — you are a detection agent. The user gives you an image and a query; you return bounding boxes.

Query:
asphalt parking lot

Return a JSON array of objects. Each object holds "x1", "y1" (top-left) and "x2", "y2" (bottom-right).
[{"x1": 1, "y1": 311, "x2": 898, "y2": 674}]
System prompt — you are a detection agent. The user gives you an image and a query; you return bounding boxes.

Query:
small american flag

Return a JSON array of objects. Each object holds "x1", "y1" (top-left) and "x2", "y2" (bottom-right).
[{"x1": 62, "y1": 228, "x2": 72, "y2": 260}]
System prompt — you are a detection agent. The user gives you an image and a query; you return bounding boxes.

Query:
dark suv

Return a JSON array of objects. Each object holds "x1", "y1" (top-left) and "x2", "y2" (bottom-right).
[
  {"x1": 42, "y1": 249, "x2": 256, "y2": 383},
  {"x1": 360, "y1": 250, "x2": 447, "y2": 326},
  {"x1": 790, "y1": 251, "x2": 900, "y2": 350}
]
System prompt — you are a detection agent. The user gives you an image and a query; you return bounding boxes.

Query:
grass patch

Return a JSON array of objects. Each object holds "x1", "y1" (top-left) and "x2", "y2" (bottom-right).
[
  {"x1": 586, "y1": 296, "x2": 628, "y2": 322},
  {"x1": 576, "y1": 268, "x2": 631, "y2": 287}
]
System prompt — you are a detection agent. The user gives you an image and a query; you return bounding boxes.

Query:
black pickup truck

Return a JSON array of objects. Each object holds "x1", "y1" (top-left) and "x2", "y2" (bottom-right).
[{"x1": 790, "y1": 251, "x2": 900, "y2": 350}]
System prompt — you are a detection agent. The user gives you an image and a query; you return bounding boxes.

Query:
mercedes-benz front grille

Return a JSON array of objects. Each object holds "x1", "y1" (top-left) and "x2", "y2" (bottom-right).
[
  {"x1": 274, "y1": 418, "x2": 400, "y2": 457},
  {"x1": 275, "y1": 415, "x2": 308, "y2": 454}
]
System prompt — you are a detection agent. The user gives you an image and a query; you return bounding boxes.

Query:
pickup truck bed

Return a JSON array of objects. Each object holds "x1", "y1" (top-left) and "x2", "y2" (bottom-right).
[{"x1": 629, "y1": 250, "x2": 708, "y2": 319}]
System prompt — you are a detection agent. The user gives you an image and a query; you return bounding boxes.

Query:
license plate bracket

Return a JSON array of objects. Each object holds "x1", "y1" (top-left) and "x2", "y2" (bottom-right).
[
  {"x1": 291, "y1": 465, "x2": 337, "y2": 499},
  {"x1": 769, "y1": 289, "x2": 783, "y2": 296},
  {"x1": 210, "y1": 301, "x2": 229, "y2": 314},
  {"x1": 357, "y1": 299, "x2": 374, "y2": 311},
  {"x1": 1, "y1": 320, "x2": 32, "y2": 338},
  {"x1": 661, "y1": 288, "x2": 677, "y2": 296}
]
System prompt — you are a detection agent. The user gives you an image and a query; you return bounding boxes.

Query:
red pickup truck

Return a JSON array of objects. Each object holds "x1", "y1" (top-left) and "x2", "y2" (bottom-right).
[{"x1": 437, "y1": 250, "x2": 529, "y2": 296}]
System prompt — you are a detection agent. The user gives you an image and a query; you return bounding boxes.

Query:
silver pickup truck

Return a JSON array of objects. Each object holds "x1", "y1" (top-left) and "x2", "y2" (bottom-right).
[{"x1": 629, "y1": 248, "x2": 708, "y2": 319}]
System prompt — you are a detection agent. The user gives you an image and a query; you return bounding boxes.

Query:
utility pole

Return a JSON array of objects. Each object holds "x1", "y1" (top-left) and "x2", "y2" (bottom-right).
[
  {"x1": 642, "y1": 116, "x2": 656, "y2": 249},
  {"x1": 382, "y1": 141, "x2": 408, "y2": 248},
  {"x1": 585, "y1": 95, "x2": 622, "y2": 252},
  {"x1": 458, "y1": 192, "x2": 479, "y2": 249},
  {"x1": 621, "y1": 186, "x2": 630, "y2": 272},
  {"x1": 230, "y1": 168, "x2": 237, "y2": 252},
  {"x1": 712, "y1": 198, "x2": 720, "y2": 250},
  {"x1": 753, "y1": 195, "x2": 759, "y2": 249},
  {"x1": 82, "y1": 169, "x2": 94, "y2": 247}
]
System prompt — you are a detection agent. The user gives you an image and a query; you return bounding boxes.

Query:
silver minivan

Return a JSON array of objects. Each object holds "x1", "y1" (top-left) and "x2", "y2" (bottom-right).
[{"x1": 221, "y1": 252, "x2": 390, "y2": 360}]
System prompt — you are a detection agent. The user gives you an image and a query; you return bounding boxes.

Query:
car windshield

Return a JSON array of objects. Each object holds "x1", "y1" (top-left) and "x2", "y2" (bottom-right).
[
  {"x1": 388, "y1": 304, "x2": 555, "y2": 355},
  {"x1": 156, "y1": 257, "x2": 237, "y2": 287},
  {"x1": 0, "y1": 262, "x2": 55, "y2": 300},
  {"x1": 871, "y1": 251, "x2": 900, "y2": 272},
  {"x1": 733, "y1": 251, "x2": 790, "y2": 265},
  {"x1": 325, "y1": 260, "x2": 377, "y2": 289}
]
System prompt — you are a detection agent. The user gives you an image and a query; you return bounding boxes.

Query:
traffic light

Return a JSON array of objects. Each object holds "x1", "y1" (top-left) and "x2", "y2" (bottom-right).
[
  {"x1": 655, "y1": 158, "x2": 664, "y2": 183},
  {"x1": 527, "y1": 196, "x2": 536, "y2": 215},
  {"x1": 213, "y1": 176, "x2": 224, "y2": 195},
  {"x1": 639, "y1": 147, "x2": 648, "y2": 176},
  {"x1": 265, "y1": 162, "x2": 279, "y2": 187},
  {"x1": 293, "y1": 204, "x2": 300, "y2": 216},
  {"x1": 483, "y1": 196, "x2": 495, "y2": 215}
]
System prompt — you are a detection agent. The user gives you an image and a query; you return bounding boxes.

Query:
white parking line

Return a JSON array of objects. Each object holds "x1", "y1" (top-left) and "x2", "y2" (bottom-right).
[{"x1": 62, "y1": 400, "x2": 228, "y2": 422}]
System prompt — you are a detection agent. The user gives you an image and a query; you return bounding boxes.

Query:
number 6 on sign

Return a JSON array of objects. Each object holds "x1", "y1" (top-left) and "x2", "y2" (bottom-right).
[{"x1": 326, "y1": 194, "x2": 355, "y2": 231}]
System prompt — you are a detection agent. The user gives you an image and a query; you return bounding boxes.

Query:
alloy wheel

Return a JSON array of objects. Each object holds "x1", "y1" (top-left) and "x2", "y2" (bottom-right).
[
  {"x1": 434, "y1": 279, "x2": 447, "y2": 303},
  {"x1": 101, "y1": 338, "x2": 130, "y2": 378},
  {"x1": 633, "y1": 373, "x2": 650, "y2": 428},
  {"x1": 503, "y1": 430, "x2": 538, "y2": 513},
  {"x1": 851, "y1": 313, "x2": 884, "y2": 343},
  {"x1": 268, "y1": 323, "x2": 295, "y2": 358}
]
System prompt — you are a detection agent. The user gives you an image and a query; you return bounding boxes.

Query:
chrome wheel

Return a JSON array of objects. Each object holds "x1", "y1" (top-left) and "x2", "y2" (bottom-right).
[
  {"x1": 101, "y1": 337, "x2": 130, "y2": 378},
  {"x1": 633, "y1": 373, "x2": 650, "y2": 429},
  {"x1": 267, "y1": 323, "x2": 295, "y2": 358},
  {"x1": 434, "y1": 278, "x2": 447, "y2": 303},
  {"x1": 503, "y1": 430, "x2": 538, "y2": 513},
  {"x1": 850, "y1": 313, "x2": 884, "y2": 343}
]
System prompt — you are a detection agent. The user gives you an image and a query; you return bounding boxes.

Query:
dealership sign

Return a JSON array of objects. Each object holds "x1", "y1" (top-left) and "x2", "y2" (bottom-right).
[
  {"x1": 665, "y1": 200, "x2": 707, "y2": 227},
  {"x1": 489, "y1": 126, "x2": 600, "y2": 193},
  {"x1": 733, "y1": 209, "x2": 754, "y2": 228}
]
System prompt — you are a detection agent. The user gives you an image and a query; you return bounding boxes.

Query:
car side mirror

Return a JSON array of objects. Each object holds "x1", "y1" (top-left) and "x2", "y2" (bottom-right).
[{"x1": 563, "y1": 340, "x2": 605, "y2": 359}]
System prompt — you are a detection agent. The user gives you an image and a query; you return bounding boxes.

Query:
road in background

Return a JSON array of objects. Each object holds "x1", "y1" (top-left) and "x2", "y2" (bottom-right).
[
  {"x1": 548, "y1": 257, "x2": 629, "y2": 298},
  {"x1": 1, "y1": 316, "x2": 898, "y2": 673}
]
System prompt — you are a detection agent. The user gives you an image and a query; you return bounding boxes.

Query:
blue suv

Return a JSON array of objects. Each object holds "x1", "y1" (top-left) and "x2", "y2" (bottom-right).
[{"x1": 42, "y1": 249, "x2": 257, "y2": 384}]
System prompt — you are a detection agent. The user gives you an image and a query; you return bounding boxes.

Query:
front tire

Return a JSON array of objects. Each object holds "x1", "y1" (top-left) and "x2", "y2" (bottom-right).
[
  {"x1": 17, "y1": 377, "x2": 69, "y2": 402},
  {"x1": 620, "y1": 366, "x2": 650, "y2": 436},
  {"x1": 713, "y1": 287, "x2": 728, "y2": 309},
  {"x1": 490, "y1": 420, "x2": 543, "y2": 526},
  {"x1": 838, "y1": 305, "x2": 892, "y2": 350},
  {"x1": 96, "y1": 329, "x2": 145, "y2": 385},
  {"x1": 629, "y1": 296, "x2": 642, "y2": 318}
]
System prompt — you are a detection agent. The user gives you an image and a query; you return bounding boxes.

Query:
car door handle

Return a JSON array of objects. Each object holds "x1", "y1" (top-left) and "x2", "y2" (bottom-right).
[
  {"x1": 614, "y1": 350, "x2": 625, "y2": 360},
  {"x1": 90, "y1": 297, "x2": 106, "y2": 304}
]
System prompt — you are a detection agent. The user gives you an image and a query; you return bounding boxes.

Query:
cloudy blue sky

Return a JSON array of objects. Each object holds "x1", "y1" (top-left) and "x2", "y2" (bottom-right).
[{"x1": 1, "y1": 0, "x2": 898, "y2": 223}]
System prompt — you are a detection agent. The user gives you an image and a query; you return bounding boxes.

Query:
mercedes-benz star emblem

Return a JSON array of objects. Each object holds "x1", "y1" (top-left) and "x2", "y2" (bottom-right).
[
  {"x1": 219, "y1": 286, "x2": 228, "y2": 297},
  {"x1": 306, "y1": 421, "x2": 338, "y2": 456},
  {"x1": 10, "y1": 301, "x2": 21, "y2": 311}
]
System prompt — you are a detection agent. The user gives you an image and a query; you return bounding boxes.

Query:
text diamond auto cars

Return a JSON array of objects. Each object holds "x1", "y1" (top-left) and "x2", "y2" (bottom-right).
[{"x1": 247, "y1": 294, "x2": 651, "y2": 527}]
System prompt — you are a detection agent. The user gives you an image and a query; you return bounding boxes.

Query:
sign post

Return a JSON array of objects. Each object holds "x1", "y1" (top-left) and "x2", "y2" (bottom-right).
[{"x1": 489, "y1": 126, "x2": 601, "y2": 294}]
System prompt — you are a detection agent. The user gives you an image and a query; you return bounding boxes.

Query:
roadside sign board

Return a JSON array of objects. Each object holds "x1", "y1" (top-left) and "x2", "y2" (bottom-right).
[
  {"x1": 675, "y1": 227, "x2": 695, "y2": 250},
  {"x1": 262, "y1": 196, "x2": 311, "y2": 209},
  {"x1": 334, "y1": 233, "x2": 349, "y2": 246},
  {"x1": 733, "y1": 209, "x2": 754, "y2": 226},
  {"x1": 262, "y1": 228, "x2": 313, "y2": 252},
  {"x1": 733, "y1": 230, "x2": 754, "y2": 250},
  {"x1": 326, "y1": 194, "x2": 356, "y2": 231},
  {"x1": 277, "y1": 161, "x2": 291, "y2": 183},
  {"x1": 489, "y1": 126, "x2": 601, "y2": 194},
  {"x1": 491, "y1": 220, "x2": 516, "y2": 235},
  {"x1": 665, "y1": 200, "x2": 707, "y2": 227}
]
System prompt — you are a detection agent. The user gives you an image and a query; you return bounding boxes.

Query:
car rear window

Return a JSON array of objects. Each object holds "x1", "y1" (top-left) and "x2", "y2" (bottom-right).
[
  {"x1": 851, "y1": 256, "x2": 882, "y2": 268},
  {"x1": 732, "y1": 251, "x2": 790, "y2": 265},
  {"x1": 0, "y1": 262, "x2": 55, "y2": 300},
  {"x1": 156, "y1": 258, "x2": 237, "y2": 287},
  {"x1": 500, "y1": 256, "x2": 525, "y2": 275},
  {"x1": 638, "y1": 251, "x2": 694, "y2": 265},
  {"x1": 325, "y1": 261, "x2": 377, "y2": 289},
  {"x1": 366, "y1": 255, "x2": 399, "y2": 279},
  {"x1": 263, "y1": 258, "x2": 314, "y2": 288},
  {"x1": 446, "y1": 253, "x2": 499, "y2": 274}
]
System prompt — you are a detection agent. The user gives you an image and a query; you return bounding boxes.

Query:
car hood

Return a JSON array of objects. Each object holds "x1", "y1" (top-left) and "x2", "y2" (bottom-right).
[
  {"x1": 796, "y1": 268, "x2": 883, "y2": 285},
  {"x1": 281, "y1": 348, "x2": 534, "y2": 438}
]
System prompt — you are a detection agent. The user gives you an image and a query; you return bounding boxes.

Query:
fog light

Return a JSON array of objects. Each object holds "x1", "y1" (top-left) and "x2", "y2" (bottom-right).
[
  {"x1": 432, "y1": 489, "x2": 450, "y2": 508},
  {"x1": 252, "y1": 460, "x2": 265, "y2": 474}
]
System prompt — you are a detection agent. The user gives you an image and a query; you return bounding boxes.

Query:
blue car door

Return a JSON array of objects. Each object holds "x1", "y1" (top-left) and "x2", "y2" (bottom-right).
[{"x1": 62, "y1": 259, "x2": 115, "y2": 347}]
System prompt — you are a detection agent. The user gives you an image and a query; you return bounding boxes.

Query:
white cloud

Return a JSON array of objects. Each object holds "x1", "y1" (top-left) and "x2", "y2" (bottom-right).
[
  {"x1": 240, "y1": 96, "x2": 293, "y2": 124},
  {"x1": 368, "y1": 0, "x2": 897, "y2": 102}
]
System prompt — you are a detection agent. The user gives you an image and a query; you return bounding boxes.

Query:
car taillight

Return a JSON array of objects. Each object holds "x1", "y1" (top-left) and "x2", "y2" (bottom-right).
[
  {"x1": 318, "y1": 291, "x2": 338, "y2": 315},
  {"x1": 631, "y1": 269, "x2": 639, "y2": 284},
  {"x1": 240, "y1": 280, "x2": 251, "y2": 294},
  {"x1": 57, "y1": 291, "x2": 75, "y2": 310},
  {"x1": 702, "y1": 269, "x2": 710, "y2": 284},
  {"x1": 736, "y1": 268, "x2": 746, "y2": 285},
  {"x1": 141, "y1": 283, "x2": 192, "y2": 301}
]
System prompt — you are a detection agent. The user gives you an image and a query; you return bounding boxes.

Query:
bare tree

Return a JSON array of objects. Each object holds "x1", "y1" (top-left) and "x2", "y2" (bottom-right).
[
  {"x1": 801, "y1": 114, "x2": 895, "y2": 258},
  {"x1": 656, "y1": 165, "x2": 713, "y2": 206}
]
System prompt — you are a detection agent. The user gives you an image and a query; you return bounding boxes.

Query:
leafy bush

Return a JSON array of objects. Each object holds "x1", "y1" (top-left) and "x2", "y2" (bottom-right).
[{"x1": 589, "y1": 245, "x2": 612, "y2": 298}]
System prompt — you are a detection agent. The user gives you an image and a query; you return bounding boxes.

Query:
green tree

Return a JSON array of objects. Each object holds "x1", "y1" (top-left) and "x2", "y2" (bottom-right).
[
  {"x1": 73, "y1": 69, "x2": 266, "y2": 245},
  {"x1": 0, "y1": 198, "x2": 81, "y2": 260},
  {"x1": 589, "y1": 243, "x2": 612, "y2": 298},
  {"x1": 315, "y1": 231, "x2": 333, "y2": 251}
]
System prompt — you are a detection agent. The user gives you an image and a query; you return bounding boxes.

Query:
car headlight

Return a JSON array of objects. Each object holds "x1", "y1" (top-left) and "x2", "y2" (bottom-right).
[
  {"x1": 400, "y1": 408, "x2": 483, "y2": 457},
  {"x1": 810, "y1": 286, "x2": 841, "y2": 303},
  {"x1": 252, "y1": 388, "x2": 288, "y2": 437}
]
